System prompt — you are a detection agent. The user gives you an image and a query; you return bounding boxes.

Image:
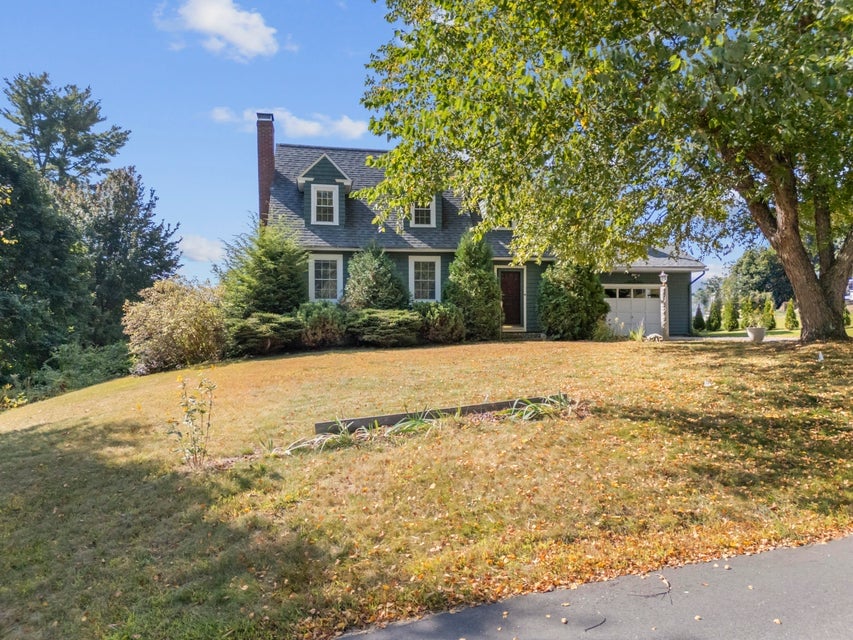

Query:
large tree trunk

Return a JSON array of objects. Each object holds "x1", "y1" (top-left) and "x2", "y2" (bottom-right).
[{"x1": 737, "y1": 152, "x2": 850, "y2": 342}]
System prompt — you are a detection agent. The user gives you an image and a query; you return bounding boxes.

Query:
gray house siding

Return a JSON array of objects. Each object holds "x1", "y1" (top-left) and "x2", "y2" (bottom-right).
[
  {"x1": 525, "y1": 262, "x2": 545, "y2": 333},
  {"x1": 667, "y1": 272, "x2": 692, "y2": 336}
]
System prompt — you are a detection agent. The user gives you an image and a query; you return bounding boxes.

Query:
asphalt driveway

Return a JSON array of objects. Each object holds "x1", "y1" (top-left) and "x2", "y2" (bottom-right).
[{"x1": 345, "y1": 535, "x2": 853, "y2": 640}]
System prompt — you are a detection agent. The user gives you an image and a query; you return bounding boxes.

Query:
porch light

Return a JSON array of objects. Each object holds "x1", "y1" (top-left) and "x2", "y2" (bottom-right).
[{"x1": 659, "y1": 271, "x2": 668, "y2": 284}]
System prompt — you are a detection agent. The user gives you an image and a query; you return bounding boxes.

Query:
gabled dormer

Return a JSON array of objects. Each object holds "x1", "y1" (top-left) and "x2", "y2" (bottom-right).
[
  {"x1": 409, "y1": 195, "x2": 443, "y2": 230},
  {"x1": 297, "y1": 154, "x2": 352, "y2": 227}
]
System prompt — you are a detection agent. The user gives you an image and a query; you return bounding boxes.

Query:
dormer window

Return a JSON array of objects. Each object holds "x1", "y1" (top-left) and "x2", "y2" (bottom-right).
[
  {"x1": 311, "y1": 184, "x2": 339, "y2": 225},
  {"x1": 410, "y1": 198, "x2": 436, "y2": 228}
]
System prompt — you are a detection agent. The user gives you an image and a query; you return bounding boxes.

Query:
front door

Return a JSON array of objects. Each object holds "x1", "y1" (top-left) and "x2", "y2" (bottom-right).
[{"x1": 500, "y1": 270, "x2": 523, "y2": 326}]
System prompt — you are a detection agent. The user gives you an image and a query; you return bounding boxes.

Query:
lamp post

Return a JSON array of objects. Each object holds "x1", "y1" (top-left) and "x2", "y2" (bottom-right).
[{"x1": 659, "y1": 271, "x2": 669, "y2": 340}]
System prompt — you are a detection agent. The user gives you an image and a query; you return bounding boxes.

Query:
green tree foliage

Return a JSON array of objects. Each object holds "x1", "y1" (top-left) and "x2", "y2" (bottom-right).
[
  {"x1": 34, "y1": 342, "x2": 130, "y2": 395},
  {"x1": 721, "y1": 299, "x2": 739, "y2": 332},
  {"x1": 695, "y1": 275, "x2": 724, "y2": 312},
  {"x1": 762, "y1": 296, "x2": 777, "y2": 330},
  {"x1": 364, "y1": 1, "x2": 853, "y2": 341},
  {"x1": 217, "y1": 222, "x2": 307, "y2": 318},
  {"x1": 443, "y1": 233, "x2": 502, "y2": 341},
  {"x1": 537, "y1": 263, "x2": 609, "y2": 340},
  {"x1": 54, "y1": 168, "x2": 181, "y2": 345},
  {"x1": 1, "y1": 72, "x2": 129, "y2": 184},
  {"x1": 785, "y1": 299, "x2": 800, "y2": 330},
  {"x1": 706, "y1": 294, "x2": 723, "y2": 332},
  {"x1": 726, "y1": 248, "x2": 793, "y2": 308},
  {"x1": 693, "y1": 304, "x2": 706, "y2": 332},
  {"x1": 122, "y1": 278, "x2": 226, "y2": 374},
  {"x1": 0, "y1": 145, "x2": 89, "y2": 383},
  {"x1": 341, "y1": 244, "x2": 409, "y2": 310}
]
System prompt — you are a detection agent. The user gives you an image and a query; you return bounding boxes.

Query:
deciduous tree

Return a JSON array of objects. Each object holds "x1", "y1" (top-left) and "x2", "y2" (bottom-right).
[{"x1": 363, "y1": 0, "x2": 853, "y2": 341}]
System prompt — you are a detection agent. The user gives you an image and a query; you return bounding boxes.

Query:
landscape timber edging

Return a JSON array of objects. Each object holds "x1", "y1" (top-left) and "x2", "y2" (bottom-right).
[{"x1": 315, "y1": 396, "x2": 559, "y2": 434}]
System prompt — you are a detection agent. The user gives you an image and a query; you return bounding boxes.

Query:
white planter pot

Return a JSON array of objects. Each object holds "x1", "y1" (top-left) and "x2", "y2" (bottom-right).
[{"x1": 746, "y1": 326, "x2": 766, "y2": 343}]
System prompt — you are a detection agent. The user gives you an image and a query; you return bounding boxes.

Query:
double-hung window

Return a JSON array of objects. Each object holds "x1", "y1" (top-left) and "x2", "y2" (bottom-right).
[
  {"x1": 311, "y1": 184, "x2": 339, "y2": 225},
  {"x1": 309, "y1": 255, "x2": 343, "y2": 301},
  {"x1": 410, "y1": 198, "x2": 436, "y2": 228},
  {"x1": 409, "y1": 256, "x2": 441, "y2": 302}
]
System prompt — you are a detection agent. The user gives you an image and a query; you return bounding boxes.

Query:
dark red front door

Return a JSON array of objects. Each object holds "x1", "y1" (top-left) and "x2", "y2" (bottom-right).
[{"x1": 500, "y1": 270, "x2": 523, "y2": 326}]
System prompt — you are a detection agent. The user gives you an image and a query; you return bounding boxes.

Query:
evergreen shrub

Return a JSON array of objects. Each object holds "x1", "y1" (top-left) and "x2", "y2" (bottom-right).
[
  {"x1": 347, "y1": 309, "x2": 423, "y2": 347},
  {"x1": 228, "y1": 312, "x2": 304, "y2": 356},
  {"x1": 296, "y1": 302, "x2": 348, "y2": 348},
  {"x1": 762, "y1": 296, "x2": 777, "y2": 330},
  {"x1": 693, "y1": 304, "x2": 706, "y2": 331},
  {"x1": 537, "y1": 263, "x2": 609, "y2": 340},
  {"x1": 784, "y1": 299, "x2": 799, "y2": 330},
  {"x1": 721, "y1": 299, "x2": 739, "y2": 331},
  {"x1": 414, "y1": 302, "x2": 465, "y2": 343},
  {"x1": 444, "y1": 233, "x2": 503, "y2": 341},
  {"x1": 706, "y1": 295, "x2": 722, "y2": 331},
  {"x1": 342, "y1": 245, "x2": 409, "y2": 310}
]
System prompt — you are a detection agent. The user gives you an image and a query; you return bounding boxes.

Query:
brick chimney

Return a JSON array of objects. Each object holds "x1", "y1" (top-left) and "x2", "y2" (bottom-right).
[{"x1": 257, "y1": 112, "x2": 275, "y2": 225}]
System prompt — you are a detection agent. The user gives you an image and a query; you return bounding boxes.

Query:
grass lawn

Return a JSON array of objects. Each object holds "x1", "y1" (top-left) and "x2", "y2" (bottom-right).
[{"x1": 1, "y1": 340, "x2": 851, "y2": 639}]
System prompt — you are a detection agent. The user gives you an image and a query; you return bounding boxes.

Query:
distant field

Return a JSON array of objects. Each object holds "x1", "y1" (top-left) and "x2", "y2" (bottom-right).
[{"x1": 1, "y1": 340, "x2": 851, "y2": 639}]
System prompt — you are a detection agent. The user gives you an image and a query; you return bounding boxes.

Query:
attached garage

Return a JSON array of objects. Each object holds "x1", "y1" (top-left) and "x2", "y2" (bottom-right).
[{"x1": 603, "y1": 285, "x2": 663, "y2": 335}]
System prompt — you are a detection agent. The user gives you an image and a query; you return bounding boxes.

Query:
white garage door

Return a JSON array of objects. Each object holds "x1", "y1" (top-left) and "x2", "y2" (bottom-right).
[{"x1": 604, "y1": 286, "x2": 662, "y2": 335}]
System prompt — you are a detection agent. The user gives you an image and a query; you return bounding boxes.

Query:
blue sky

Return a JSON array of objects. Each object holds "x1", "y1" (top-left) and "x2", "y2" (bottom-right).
[
  {"x1": 2, "y1": 0, "x2": 733, "y2": 283},
  {"x1": 2, "y1": 0, "x2": 392, "y2": 281}
]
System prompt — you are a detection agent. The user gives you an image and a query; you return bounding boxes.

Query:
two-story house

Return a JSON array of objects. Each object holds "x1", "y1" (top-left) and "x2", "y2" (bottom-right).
[{"x1": 256, "y1": 113, "x2": 704, "y2": 336}]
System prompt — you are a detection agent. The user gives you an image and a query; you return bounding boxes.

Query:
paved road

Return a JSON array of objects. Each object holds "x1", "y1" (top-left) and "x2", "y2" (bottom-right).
[{"x1": 344, "y1": 535, "x2": 852, "y2": 640}]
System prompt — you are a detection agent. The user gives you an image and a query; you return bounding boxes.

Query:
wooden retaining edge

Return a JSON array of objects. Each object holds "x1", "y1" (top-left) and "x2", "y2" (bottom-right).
[{"x1": 315, "y1": 395, "x2": 563, "y2": 434}]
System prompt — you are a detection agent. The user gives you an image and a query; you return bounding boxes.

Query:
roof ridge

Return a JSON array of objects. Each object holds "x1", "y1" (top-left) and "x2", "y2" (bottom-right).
[{"x1": 275, "y1": 142, "x2": 389, "y2": 154}]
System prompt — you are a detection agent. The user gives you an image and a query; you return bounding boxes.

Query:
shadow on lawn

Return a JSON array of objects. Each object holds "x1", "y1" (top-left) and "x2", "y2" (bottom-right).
[
  {"x1": 0, "y1": 418, "x2": 344, "y2": 640},
  {"x1": 598, "y1": 341, "x2": 852, "y2": 515}
]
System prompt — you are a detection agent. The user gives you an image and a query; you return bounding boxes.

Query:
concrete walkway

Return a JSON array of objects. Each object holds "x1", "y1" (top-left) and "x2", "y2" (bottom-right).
[{"x1": 344, "y1": 535, "x2": 852, "y2": 640}]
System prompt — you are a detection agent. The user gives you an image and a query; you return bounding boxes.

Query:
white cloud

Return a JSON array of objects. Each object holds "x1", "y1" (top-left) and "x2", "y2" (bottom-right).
[
  {"x1": 210, "y1": 107, "x2": 369, "y2": 140},
  {"x1": 182, "y1": 234, "x2": 225, "y2": 263},
  {"x1": 155, "y1": 0, "x2": 283, "y2": 62},
  {"x1": 209, "y1": 106, "x2": 239, "y2": 123}
]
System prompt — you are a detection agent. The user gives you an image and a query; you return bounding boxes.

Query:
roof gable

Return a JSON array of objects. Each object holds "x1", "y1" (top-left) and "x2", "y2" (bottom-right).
[{"x1": 296, "y1": 153, "x2": 354, "y2": 193}]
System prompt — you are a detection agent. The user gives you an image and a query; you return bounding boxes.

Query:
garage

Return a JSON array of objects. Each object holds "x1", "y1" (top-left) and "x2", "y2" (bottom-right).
[{"x1": 603, "y1": 285, "x2": 663, "y2": 335}]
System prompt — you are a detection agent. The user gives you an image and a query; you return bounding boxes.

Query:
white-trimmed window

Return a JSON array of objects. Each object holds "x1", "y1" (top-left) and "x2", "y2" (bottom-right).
[
  {"x1": 409, "y1": 256, "x2": 441, "y2": 302},
  {"x1": 311, "y1": 184, "x2": 339, "y2": 225},
  {"x1": 410, "y1": 198, "x2": 436, "y2": 228},
  {"x1": 309, "y1": 254, "x2": 343, "y2": 301}
]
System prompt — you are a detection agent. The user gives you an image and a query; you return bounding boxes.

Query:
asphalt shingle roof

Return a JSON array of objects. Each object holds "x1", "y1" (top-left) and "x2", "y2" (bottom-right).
[{"x1": 268, "y1": 144, "x2": 704, "y2": 271}]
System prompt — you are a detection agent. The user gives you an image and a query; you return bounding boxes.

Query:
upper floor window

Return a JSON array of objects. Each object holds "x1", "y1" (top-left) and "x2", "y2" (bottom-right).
[
  {"x1": 311, "y1": 184, "x2": 339, "y2": 225},
  {"x1": 410, "y1": 198, "x2": 436, "y2": 228}
]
